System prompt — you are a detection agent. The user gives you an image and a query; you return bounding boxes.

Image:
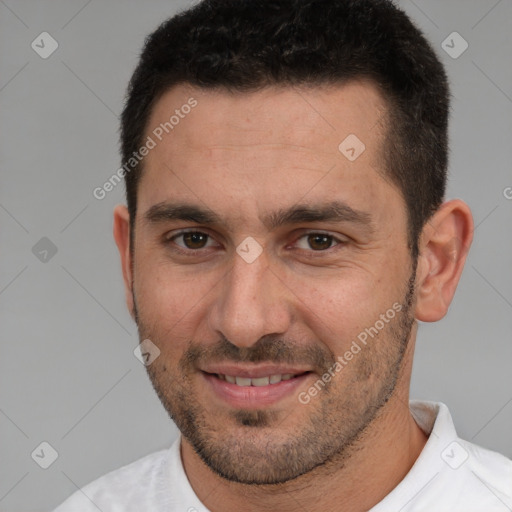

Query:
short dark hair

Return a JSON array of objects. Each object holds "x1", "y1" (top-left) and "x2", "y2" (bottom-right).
[{"x1": 120, "y1": 0, "x2": 449, "y2": 257}]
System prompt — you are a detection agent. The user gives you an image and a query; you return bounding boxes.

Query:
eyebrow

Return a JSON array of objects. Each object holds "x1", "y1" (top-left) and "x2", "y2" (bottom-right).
[{"x1": 143, "y1": 200, "x2": 374, "y2": 232}]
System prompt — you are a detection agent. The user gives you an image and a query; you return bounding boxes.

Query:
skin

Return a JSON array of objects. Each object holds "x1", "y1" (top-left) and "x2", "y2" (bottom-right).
[{"x1": 113, "y1": 82, "x2": 473, "y2": 512}]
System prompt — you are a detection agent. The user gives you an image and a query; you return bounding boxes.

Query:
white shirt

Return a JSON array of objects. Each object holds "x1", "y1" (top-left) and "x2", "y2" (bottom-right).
[{"x1": 53, "y1": 401, "x2": 512, "y2": 511}]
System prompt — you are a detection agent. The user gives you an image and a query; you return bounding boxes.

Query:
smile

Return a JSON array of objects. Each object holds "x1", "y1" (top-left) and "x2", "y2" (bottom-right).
[
  {"x1": 202, "y1": 369, "x2": 313, "y2": 408},
  {"x1": 216, "y1": 373, "x2": 302, "y2": 386}
]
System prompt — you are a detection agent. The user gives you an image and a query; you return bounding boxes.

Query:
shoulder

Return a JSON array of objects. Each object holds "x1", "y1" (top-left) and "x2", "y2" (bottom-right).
[
  {"x1": 373, "y1": 401, "x2": 512, "y2": 512},
  {"x1": 414, "y1": 401, "x2": 512, "y2": 510},
  {"x1": 422, "y1": 439, "x2": 512, "y2": 511},
  {"x1": 459, "y1": 437, "x2": 512, "y2": 499},
  {"x1": 52, "y1": 448, "x2": 170, "y2": 511}
]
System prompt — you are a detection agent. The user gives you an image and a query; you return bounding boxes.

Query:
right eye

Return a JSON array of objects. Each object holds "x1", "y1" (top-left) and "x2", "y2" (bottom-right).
[{"x1": 165, "y1": 230, "x2": 220, "y2": 255}]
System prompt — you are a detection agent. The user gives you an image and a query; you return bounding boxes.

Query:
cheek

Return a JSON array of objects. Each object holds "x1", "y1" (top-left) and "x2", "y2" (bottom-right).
[
  {"x1": 133, "y1": 259, "x2": 217, "y2": 337},
  {"x1": 290, "y1": 271, "x2": 402, "y2": 352}
]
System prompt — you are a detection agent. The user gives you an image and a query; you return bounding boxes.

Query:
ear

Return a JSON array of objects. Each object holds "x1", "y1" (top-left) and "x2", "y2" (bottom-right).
[
  {"x1": 113, "y1": 204, "x2": 135, "y2": 320},
  {"x1": 414, "y1": 199, "x2": 474, "y2": 322}
]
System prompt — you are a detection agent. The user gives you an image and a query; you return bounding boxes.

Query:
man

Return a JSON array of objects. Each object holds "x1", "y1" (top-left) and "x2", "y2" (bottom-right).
[{"x1": 54, "y1": 0, "x2": 512, "y2": 510}]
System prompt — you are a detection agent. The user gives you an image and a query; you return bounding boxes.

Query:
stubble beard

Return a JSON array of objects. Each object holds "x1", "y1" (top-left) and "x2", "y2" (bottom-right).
[{"x1": 134, "y1": 268, "x2": 416, "y2": 485}]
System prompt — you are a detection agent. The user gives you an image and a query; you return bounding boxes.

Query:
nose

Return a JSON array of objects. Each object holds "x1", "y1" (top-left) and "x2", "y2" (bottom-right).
[{"x1": 207, "y1": 246, "x2": 292, "y2": 348}]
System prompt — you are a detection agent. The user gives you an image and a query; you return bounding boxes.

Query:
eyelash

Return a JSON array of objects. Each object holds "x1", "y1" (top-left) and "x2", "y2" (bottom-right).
[{"x1": 165, "y1": 229, "x2": 347, "y2": 257}]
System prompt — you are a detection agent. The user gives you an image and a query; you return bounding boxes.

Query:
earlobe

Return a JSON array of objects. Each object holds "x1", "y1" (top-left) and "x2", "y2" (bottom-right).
[
  {"x1": 113, "y1": 205, "x2": 135, "y2": 319},
  {"x1": 414, "y1": 200, "x2": 474, "y2": 322}
]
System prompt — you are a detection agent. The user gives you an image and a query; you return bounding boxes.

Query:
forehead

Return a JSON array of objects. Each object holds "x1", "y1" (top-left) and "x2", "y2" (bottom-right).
[
  {"x1": 137, "y1": 82, "x2": 402, "y2": 231},
  {"x1": 147, "y1": 81, "x2": 387, "y2": 152}
]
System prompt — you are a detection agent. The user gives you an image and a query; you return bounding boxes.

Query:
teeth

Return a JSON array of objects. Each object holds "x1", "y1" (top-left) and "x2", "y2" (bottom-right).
[
  {"x1": 251, "y1": 376, "x2": 270, "y2": 386},
  {"x1": 269, "y1": 374, "x2": 282, "y2": 384},
  {"x1": 235, "y1": 376, "x2": 252, "y2": 387},
  {"x1": 219, "y1": 373, "x2": 300, "y2": 386}
]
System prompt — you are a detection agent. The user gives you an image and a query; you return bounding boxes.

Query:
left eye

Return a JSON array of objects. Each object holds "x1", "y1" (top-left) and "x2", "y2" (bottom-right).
[{"x1": 295, "y1": 233, "x2": 342, "y2": 251}]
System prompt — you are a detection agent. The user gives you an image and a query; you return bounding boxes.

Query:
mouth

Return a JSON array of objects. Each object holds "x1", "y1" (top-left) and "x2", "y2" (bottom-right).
[
  {"x1": 200, "y1": 366, "x2": 314, "y2": 409},
  {"x1": 214, "y1": 372, "x2": 307, "y2": 386}
]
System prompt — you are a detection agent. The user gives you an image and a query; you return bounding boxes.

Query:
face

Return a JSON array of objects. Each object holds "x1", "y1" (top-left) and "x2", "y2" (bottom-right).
[{"x1": 129, "y1": 82, "x2": 417, "y2": 484}]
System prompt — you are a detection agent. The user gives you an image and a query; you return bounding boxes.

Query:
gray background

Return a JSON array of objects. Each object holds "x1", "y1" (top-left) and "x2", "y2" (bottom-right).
[{"x1": 0, "y1": 1, "x2": 511, "y2": 510}]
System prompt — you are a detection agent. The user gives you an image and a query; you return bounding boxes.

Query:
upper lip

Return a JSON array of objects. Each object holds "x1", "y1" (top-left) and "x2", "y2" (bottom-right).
[{"x1": 200, "y1": 363, "x2": 312, "y2": 379}]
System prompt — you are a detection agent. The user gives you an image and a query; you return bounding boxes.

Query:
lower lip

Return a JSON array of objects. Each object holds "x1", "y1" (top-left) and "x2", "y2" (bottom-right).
[{"x1": 202, "y1": 372, "x2": 312, "y2": 409}]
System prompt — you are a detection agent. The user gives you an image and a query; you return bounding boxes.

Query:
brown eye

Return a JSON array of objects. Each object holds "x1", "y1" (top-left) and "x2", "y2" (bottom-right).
[
  {"x1": 181, "y1": 232, "x2": 209, "y2": 249},
  {"x1": 306, "y1": 233, "x2": 336, "y2": 251},
  {"x1": 293, "y1": 231, "x2": 347, "y2": 254},
  {"x1": 168, "y1": 231, "x2": 213, "y2": 251}
]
